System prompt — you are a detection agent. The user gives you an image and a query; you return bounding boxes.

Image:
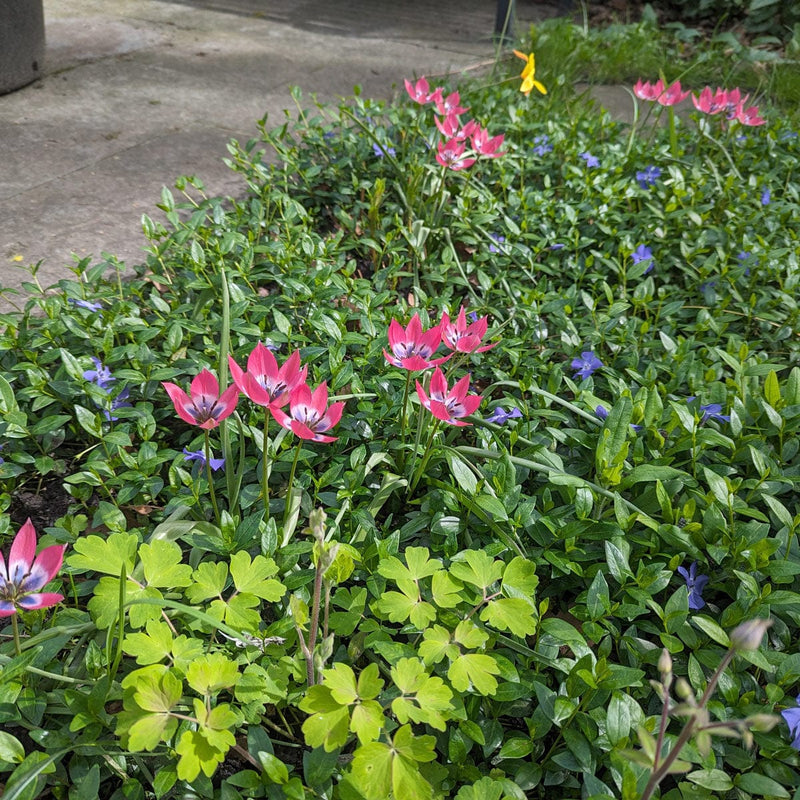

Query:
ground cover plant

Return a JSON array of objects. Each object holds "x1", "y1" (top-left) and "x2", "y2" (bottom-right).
[{"x1": 1, "y1": 29, "x2": 800, "y2": 800}]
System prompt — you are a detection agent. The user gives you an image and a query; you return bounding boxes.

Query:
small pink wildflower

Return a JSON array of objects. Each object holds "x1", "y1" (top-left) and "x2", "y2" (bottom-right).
[{"x1": 416, "y1": 368, "x2": 482, "y2": 426}]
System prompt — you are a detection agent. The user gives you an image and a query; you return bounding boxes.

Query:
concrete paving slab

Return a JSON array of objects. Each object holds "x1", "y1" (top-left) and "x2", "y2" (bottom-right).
[{"x1": 0, "y1": 0, "x2": 563, "y2": 306}]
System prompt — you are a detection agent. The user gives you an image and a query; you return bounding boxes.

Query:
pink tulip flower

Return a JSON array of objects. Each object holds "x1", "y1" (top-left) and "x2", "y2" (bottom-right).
[
  {"x1": 633, "y1": 78, "x2": 665, "y2": 101},
  {"x1": 270, "y1": 382, "x2": 344, "y2": 443},
  {"x1": 162, "y1": 368, "x2": 239, "y2": 430},
  {"x1": 229, "y1": 345, "x2": 307, "y2": 410},
  {"x1": 434, "y1": 91, "x2": 468, "y2": 117},
  {"x1": 440, "y1": 307, "x2": 498, "y2": 353},
  {"x1": 416, "y1": 368, "x2": 482, "y2": 426},
  {"x1": 0, "y1": 519, "x2": 65, "y2": 617},
  {"x1": 435, "y1": 113, "x2": 477, "y2": 141},
  {"x1": 384, "y1": 314, "x2": 451, "y2": 371},
  {"x1": 471, "y1": 126, "x2": 506, "y2": 158},
  {"x1": 736, "y1": 104, "x2": 765, "y2": 126},
  {"x1": 692, "y1": 86, "x2": 728, "y2": 115},
  {"x1": 657, "y1": 80, "x2": 690, "y2": 106},
  {"x1": 435, "y1": 139, "x2": 476, "y2": 171},
  {"x1": 405, "y1": 76, "x2": 433, "y2": 104}
]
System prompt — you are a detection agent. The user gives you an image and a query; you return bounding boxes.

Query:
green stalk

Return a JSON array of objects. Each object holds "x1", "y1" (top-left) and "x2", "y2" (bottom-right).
[
  {"x1": 282, "y1": 441, "x2": 303, "y2": 545},
  {"x1": 455, "y1": 445, "x2": 654, "y2": 521},
  {"x1": 204, "y1": 430, "x2": 221, "y2": 525},
  {"x1": 11, "y1": 613, "x2": 21, "y2": 655},
  {"x1": 409, "y1": 419, "x2": 442, "y2": 493},
  {"x1": 218, "y1": 263, "x2": 236, "y2": 513},
  {"x1": 263, "y1": 408, "x2": 271, "y2": 522},
  {"x1": 668, "y1": 106, "x2": 678, "y2": 158},
  {"x1": 397, "y1": 371, "x2": 413, "y2": 471}
]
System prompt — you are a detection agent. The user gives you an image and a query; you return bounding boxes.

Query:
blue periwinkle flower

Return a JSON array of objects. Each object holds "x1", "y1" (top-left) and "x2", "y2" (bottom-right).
[
  {"x1": 571, "y1": 351, "x2": 603, "y2": 379},
  {"x1": 533, "y1": 134, "x2": 553, "y2": 156},
  {"x1": 761, "y1": 189, "x2": 771, "y2": 206},
  {"x1": 83, "y1": 357, "x2": 115, "y2": 392},
  {"x1": 636, "y1": 165, "x2": 661, "y2": 189},
  {"x1": 68, "y1": 298, "x2": 103, "y2": 312},
  {"x1": 781, "y1": 697, "x2": 800, "y2": 750},
  {"x1": 183, "y1": 447, "x2": 226, "y2": 472},
  {"x1": 580, "y1": 152, "x2": 600, "y2": 168},
  {"x1": 489, "y1": 234, "x2": 506, "y2": 254},
  {"x1": 632, "y1": 244, "x2": 654, "y2": 274},
  {"x1": 677, "y1": 562, "x2": 709, "y2": 610},
  {"x1": 372, "y1": 143, "x2": 396, "y2": 158},
  {"x1": 485, "y1": 406, "x2": 523, "y2": 425}
]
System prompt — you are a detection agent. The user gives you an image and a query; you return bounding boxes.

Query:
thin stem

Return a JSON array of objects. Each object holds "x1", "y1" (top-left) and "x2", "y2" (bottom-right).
[
  {"x1": 263, "y1": 408, "x2": 271, "y2": 522},
  {"x1": 11, "y1": 613, "x2": 21, "y2": 655},
  {"x1": 641, "y1": 650, "x2": 735, "y2": 800},
  {"x1": 397, "y1": 371, "x2": 413, "y2": 471},
  {"x1": 204, "y1": 430, "x2": 221, "y2": 525},
  {"x1": 652, "y1": 684, "x2": 671, "y2": 772},
  {"x1": 282, "y1": 441, "x2": 303, "y2": 544},
  {"x1": 306, "y1": 562, "x2": 326, "y2": 686},
  {"x1": 409, "y1": 419, "x2": 442, "y2": 493}
]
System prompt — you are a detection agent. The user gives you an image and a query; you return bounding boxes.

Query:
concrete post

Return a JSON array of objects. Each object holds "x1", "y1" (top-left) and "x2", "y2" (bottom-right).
[{"x1": 0, "y1": 0, "x2": 45, "y2": 95}]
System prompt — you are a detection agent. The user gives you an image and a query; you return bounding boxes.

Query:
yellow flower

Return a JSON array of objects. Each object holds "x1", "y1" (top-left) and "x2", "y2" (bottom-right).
[{"x1": 513, "y1": 50, "x2": 547, "y2": 96}]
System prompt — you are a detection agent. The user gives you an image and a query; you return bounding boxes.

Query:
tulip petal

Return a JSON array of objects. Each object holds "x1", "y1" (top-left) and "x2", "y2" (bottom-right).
[
  {"x1": 191, "y1": 369, "x2": 220, "y2": 400},
  {"x1": 162, "y1": 382, "x2": 199, "y2": 427},
  {"x1": 20, "y1": 544, "x2": 66, "y2": 592},
  {"x1": 8, "y1": 518, "x2": 36, "y2": 584},
  {"x1": 0, "y1": 600, "x2": 16, "y2": 617},
  {"x1": 17, "y1": 592, "x2": 64, "y2": 611}
]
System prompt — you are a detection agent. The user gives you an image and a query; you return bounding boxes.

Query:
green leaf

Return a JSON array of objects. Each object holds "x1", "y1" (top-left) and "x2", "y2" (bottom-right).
[
  {"x1": 480, "y1": 598, "x2": 537, "y2": 637},
  {"x1": 124, "y1": 709, "x2": 179, "y2": 752},
  {"x1": 74, "y1": 405, "x2": 103, "y2": 438},
  {"x1": 186, "y1": 561, "x2": 228, "y2": 603},
  {"x1": 378, "y1": 547, "x2": 440, "y2": 583},
  {"x1": 175, "y1": 730, "x2": 227, "y2": 782},
  {"x1": 139, "y1": 540, "x2": 193, "y2": 588},
  {"x1": 763, "y1": 370, "x2": 781, "y2": 406},
  {"x1": 419, "y1": 625, "x2": 458, "y2": 665},
  {"x1": 186, "y1": 653, "x2": 240, "y2": 694},
  {"x1": 123, "y1": 620, "x2": 173, "y2": 665},
  {"x1": 688, "y1": 769, "x2": 734, "y2": 791},
  {"x1": 691, "y1": 616, "x2": 731, "y2": 647},
  {"x1": 125, "y1": 666, "x2": 183, "y2": 713},
  {"x1": 390, "y1": 658, "x2": 453, "y2": 731},
  {"x1": 450, "y1": 550, "x2": 504, "y2": 590},
  {"x1": 69, "y1": 532, "x2": 138, "y2": 576},
  {"x1": 586, "y1": 571, "x2": 610, "y2": 620},
  {"x1": 664, "y1": 587, "x2": 689, "y2": 634},
  {"x1": 735, "y1": 772, "x2": 790, "y2": 797},
  {"x1": 454, "y1": 777, "x2": 507, "y2": 800},
  {"x1": 606, "y1": 691, "x2": 642, "y2": 746},
  {"x1": 501, "y1": 556, "x2": 539, "y2": 598},
  {"x1": 0, "y1": 730, "x2": 25, "y2": 764},
  {"x1": 454, "y1": 619, "x2": 489, "y2": 649},
  {"x1": 357, "y1": 662, "x2": 384, "y2": 700},
  {"x1": 448, "y1": 654, "x2": 501, "y2": 695},
  {"x1": 447, "y1": 452, "x2": 478, "y2": 494},
  {"x1": 299, "y1": 686, "x2": 350, "y2": 751},
  {"x1": 431, "y1": 570, "x2": 463, "y2": 608},
  {"x1": 325, "y1": 663, "x2": 359, "y2": 705},
  {"x1": 350, "y1": 700, "x2": 385, "y2": 745},
  {"x1": 350, "y1": 726, "x2": 435, "y2": 800},
  {"x1": 229, "y1": 551, "x2": 285, "y2": 600}
]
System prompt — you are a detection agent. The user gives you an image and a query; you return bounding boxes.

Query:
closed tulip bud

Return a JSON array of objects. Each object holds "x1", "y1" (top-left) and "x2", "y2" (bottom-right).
[{"x1": 730, "y1": 618, "x2": 772, "y2": 652}]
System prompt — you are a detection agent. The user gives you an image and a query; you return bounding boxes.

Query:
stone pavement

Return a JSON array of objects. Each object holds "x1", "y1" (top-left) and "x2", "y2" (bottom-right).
[{"x1": 0, "y1": 0, "x2": 629, "y2": 305}]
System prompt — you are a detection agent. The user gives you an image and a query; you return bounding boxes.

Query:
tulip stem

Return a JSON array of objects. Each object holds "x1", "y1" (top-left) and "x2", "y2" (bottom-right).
[
  {"x1": 409, "y1": 419, "x2": 441, "y2": 494},
  {"x1": 397, "y1": 372, "x2": 412, "y2": 471},
  {"x1": 282, "y1": 441, "x2": 303, "y2": 544},
  {"x1": 11, "y1": 613, "x2": 21, "y2": 655},
  {"x1": 263, "y1": 409, "x2": 271, "y2": 523},
  {"x1": 204, "y1": 431, "x2": 221, "y2": 526}
]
